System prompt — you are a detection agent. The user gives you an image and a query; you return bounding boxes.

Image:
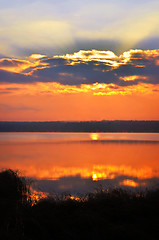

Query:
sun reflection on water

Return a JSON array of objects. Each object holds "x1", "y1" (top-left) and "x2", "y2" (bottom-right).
[
  {"x1": 29, "y1": 187, "x2": 49, "y2": 205},
  {"x1": 90, "y1": 133, "x2": 99, "y2": 140},
  {"x1": 92, "y1": 173, "x2": 97, "y2": 181},
  {"x1": 120, "y1": 179, "x2": 146, "y2": 187}
]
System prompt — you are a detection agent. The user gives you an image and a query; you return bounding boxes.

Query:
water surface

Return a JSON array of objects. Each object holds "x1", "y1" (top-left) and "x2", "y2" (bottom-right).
[{"x1": 0, "y1": 133, "x2": 159, "y2": 194}]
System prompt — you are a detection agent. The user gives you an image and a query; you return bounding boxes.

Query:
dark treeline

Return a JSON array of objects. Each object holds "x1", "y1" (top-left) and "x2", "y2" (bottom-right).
[
  {"x1": 0, "y1": 120, "x2": 159, "y2": 132},
  {"x1": 1, "y1": 169, "x2": 159, "y2": 239}
]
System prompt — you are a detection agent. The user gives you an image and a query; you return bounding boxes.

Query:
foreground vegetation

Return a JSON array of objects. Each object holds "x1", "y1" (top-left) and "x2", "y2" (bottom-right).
[{"x1": 1, "y1": 170, "x2": 159, "y2": 239}]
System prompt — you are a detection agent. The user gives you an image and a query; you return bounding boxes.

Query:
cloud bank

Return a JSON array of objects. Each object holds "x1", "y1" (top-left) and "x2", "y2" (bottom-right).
[{"x1": 0, "y1": 49, "x2": 159, "y2": 96}]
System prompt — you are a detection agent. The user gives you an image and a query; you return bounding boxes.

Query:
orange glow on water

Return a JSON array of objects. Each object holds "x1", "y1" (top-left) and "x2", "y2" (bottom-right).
[
  {"x1": 68, "y1": 196, "x2": 81, "y2": 201},
  {"x1": 0, "y1": 133, "x2": 159, "y2": 188},
  {"x1": 30, "y1": 187, "x2": 48, "y2": 204},
  {"x1": 120, "y1": 179, "x2": 139, "y2": 187}
]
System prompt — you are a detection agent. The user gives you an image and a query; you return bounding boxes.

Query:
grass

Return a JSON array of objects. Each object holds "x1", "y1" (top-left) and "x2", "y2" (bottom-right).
[{"x1": 1, "y1": 169, "x2": 159, "y2": 239}]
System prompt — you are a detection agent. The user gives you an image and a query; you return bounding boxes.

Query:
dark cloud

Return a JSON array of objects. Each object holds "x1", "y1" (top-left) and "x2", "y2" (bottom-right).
[
  {"x1": 0, "y1": 49, "x2": 159, "y2": 87},
  {"x1": 5, "y1": 87, "x2": 20, "y2": 90},
  {"x1": 0, "y1": 87, "x2": 21, "y2": 94},
  {"x1": 0, "y1": 69, "x2": 37, "y2": 83},
  {"x1": 135, "y1": 37, "x2": 159, "y2": 51},
  {"x1": 0, "y1": 104, "x2": 39, "y2": 111},
  {"x1": 114, "y1": 63, "x2": 159, "y2": 85},
  {"x1": 125, "y1": 51, "x2": 159, "y2": 67},
  {"x1": 41, "y1": 58, "x2": 68, "y2": 66},
  {"x1": 0, "y1": 59, "x2": 27, "y2": 68},
  {"x1": 34, "y1": 60, "x2": 118, "y2": 85},
  {"x1": 0, "y1": 91, "x2": 11, "y2": 94}
]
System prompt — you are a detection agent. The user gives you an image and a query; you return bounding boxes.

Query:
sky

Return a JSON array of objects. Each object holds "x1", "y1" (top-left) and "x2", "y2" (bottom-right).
[{"x1": 0, "y1": 0, "x2": 159, "y2": 121}]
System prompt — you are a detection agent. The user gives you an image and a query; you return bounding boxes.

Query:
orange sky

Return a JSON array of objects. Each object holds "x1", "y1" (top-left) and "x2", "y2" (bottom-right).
[{"x1": 0, "y1": 90, "x2": 159, "y2": 121}]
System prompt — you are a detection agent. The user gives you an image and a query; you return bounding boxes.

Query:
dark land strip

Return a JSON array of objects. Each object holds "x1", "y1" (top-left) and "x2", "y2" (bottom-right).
[{"x1": 0, "y1": 120, "x2": 159, "y2": 132}]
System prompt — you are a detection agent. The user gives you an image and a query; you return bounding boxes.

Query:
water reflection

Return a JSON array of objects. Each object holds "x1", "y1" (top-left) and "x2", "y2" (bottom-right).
[
  {"x1": 0, "y1": 133, "x2": 159, "y2": 194},
  {"x1": 120, "y1": 179, "x2": 141, "y2": 187},
  {"x1": 90, "y1": 133, "x2": 99, "y2": 141}
]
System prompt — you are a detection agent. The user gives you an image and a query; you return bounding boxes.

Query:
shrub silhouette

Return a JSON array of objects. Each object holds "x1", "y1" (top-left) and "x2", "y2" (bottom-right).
[
  {"x1": 1, "y1": 169, "x2": 159, "y2": 239},
  {"x1": 0, "y1": 169, "x2": 31, "y2": 239},
  {"x1": 0, "y1": 169, "x2": 29, "y2": 203}
]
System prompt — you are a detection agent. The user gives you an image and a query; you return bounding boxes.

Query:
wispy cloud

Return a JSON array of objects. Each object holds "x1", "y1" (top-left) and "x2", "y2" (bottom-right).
[{"x1": 0, "y1": 104, "x2": 40, "y2": 111}]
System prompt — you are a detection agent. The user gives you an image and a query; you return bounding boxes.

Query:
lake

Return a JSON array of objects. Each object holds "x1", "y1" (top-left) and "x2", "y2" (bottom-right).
[{"x1": 0, "y1": 132, "x2": 159, "y2": 196}]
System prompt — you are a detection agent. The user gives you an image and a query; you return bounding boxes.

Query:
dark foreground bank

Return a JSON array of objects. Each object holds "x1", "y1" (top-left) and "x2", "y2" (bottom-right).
[
  {"x1": 0, "y1": 120, "x2": 159, "y2": 132},
  {"x1": 1, "y1": 170, "x2": 159, "y2": 240}
]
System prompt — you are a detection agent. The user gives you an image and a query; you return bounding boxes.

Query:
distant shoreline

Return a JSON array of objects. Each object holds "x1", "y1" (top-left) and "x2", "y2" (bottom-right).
[{"x1": 0, "y1": 120, "x2": 159, "y2": 132}]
